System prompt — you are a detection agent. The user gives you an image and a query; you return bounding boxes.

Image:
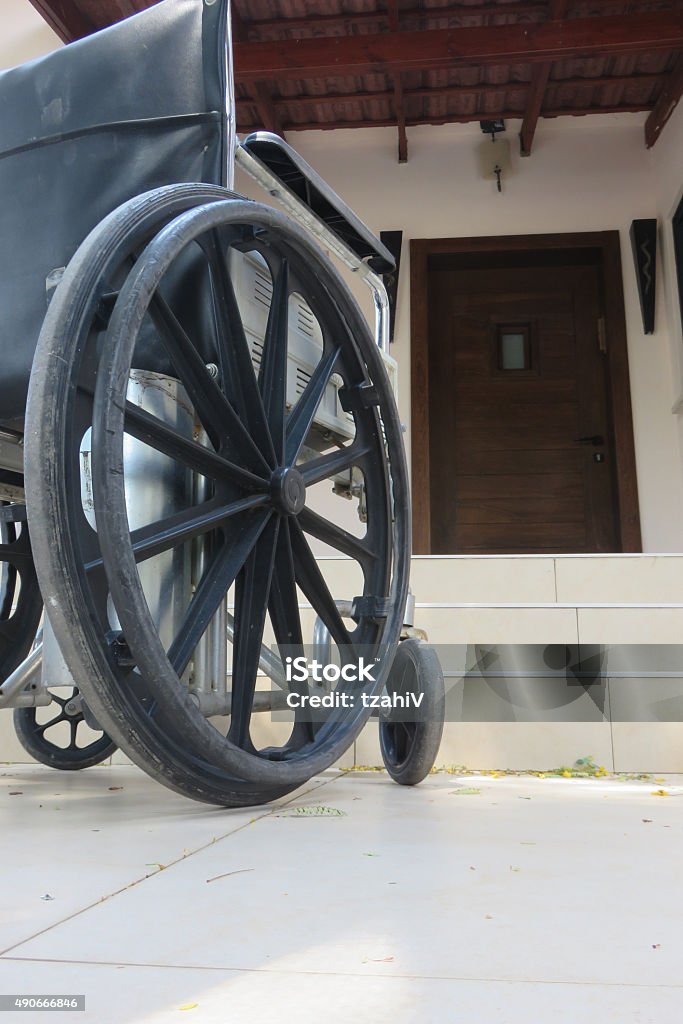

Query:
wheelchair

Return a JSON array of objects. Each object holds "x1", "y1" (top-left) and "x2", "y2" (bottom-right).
[{"x1": 0, "y1": 0, "x2": 443, "y2": 805}]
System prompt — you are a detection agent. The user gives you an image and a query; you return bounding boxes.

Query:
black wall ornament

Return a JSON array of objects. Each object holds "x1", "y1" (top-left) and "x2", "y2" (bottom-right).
[
  {"x1": 630, "y1": 218, "x2": 657, "y2": 334},
  {"x1": 380, "y1": 230, "x2": 403, "y2": 343}
]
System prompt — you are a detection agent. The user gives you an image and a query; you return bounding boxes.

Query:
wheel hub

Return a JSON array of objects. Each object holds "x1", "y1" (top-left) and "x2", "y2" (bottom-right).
[{"x1": 270, "y1": 467, "x2": 306, "y2": 516}]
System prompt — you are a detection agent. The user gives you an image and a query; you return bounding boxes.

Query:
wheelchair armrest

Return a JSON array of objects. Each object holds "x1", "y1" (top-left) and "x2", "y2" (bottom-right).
[{"x1": 236, "y1": 132, "x2": 395, "y2": 276}]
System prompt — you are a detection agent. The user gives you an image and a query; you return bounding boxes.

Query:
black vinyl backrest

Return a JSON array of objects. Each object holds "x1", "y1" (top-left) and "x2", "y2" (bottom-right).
[{"x1": 0, "y1": 0, "x2": 231, "y2": 430}]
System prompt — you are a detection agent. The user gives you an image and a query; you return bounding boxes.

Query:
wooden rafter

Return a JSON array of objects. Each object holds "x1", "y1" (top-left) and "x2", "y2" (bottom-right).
[
  {"x1": 237, "y1": 0, "x2": 678, "y2": 38},
  {"x1": 234, "y1": 11, "x2": 683, "y2": 82},
  {"x1": 237, "y1": 0, "x2": 548, "y2": 36},
  {"x1": 239, "y1": 103, "x2": 652, "y2": 135},
  {"x1": 519, "y1": 0, "x2": 569, "y2": 156},
  {"x1": 644, "y1": 51, "x2": 683, "y2": 147},
  {"x1": 387, "y1": 0, "x2": 408, "y2": 163},
  {"x1": 236, "y1": 72, "x2": 663, "y2": 113}
]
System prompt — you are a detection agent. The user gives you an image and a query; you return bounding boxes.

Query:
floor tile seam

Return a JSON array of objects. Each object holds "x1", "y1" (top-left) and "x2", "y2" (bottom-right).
[
  {"x1": 2, "y1": 956, "x2": 682, "y2": 989},
  {"x1": 0, "y1": 773, "x2": 342, "y2": 957}
]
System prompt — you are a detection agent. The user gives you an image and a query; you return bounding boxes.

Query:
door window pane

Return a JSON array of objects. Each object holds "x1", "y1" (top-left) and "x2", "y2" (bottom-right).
[{"x1": 497, "y1": 325, "x2": 530, "y2": 370}]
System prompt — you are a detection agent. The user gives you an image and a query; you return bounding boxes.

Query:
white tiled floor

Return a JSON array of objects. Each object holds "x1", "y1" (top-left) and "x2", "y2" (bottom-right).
[{"x1": 2, "y1": 765, "x2": 683, "y2": 1023}]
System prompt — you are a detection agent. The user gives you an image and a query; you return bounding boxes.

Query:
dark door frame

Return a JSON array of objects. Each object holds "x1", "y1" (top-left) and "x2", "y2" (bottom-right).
[{"x1": 410, "y1": 231, "x2": 642, "y2": 554}]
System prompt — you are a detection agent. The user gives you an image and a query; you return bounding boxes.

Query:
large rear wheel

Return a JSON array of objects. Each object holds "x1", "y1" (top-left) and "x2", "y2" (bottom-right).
[{"x1": 25, "y1": 187, "x2": 410, "y2": 805}]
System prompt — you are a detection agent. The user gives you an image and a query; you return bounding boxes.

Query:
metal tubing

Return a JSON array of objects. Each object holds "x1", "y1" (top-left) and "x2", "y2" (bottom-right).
[
  {"x1": 191, "y1": 688, "x2": 290, "y2": 716},
  {"x1": 371, "y1": 277, "x2": 391, "y2": 354},
  {"x1": 312, "y1": 600, "x2": 354, "y2": 666},
  {"x1": 191, "y1": 448, "x2": 228, "y2": 704},
  {"x1": 8, "y1": 691, "x2": 53, "y2": 708},
  {"x1": 0, "y1": 644, "x2": 45, "y2": 706},
  {"x1": 223, "y1": 0, "x2": 236, "y2": 190}
]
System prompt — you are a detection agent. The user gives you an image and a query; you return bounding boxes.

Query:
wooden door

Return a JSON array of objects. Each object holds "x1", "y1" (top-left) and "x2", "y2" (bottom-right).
[{"x1": 428, "y1": 260, "x2": 620, "y2": 554}]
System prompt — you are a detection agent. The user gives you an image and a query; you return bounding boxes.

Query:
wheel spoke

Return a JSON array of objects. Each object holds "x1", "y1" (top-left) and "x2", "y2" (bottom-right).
[
  {"x1": 289, "y1": 520, "x2": 352, "y2": 648},
  {"x1": 0, "y1": 619, "x2": 29, "y2": 641},
  {"x1": 149, "y1": 290, "x2": 270, "y2": 472},
  {"x1": 228, "y1": 517, "x2": 280, "y2": 750},
  {"x1": 85, "y1": 494, "x2": 268, "y2": 573},
  {"x1": 268, "y1": 520, "x2": 315, "y2": 746},
  {"x1": 285, "y1": 347, "x2": 341, "y2": 466},
  {"x1": 37, "y1": 712, "x2": 65, "y2": 735},
  {"x1": 0, "y1": 544, "x2": 34, "y2": 569},
  {"x1": 269, "y1": 520, "x2": 304, "y2": 650},
  {"x1": 299, "y1": 507, "x2": 374, "y2": 567},
  {"x1": 123, "y1": 400, "x2": 268, "y2": 492},
  {"x1": 205, "y1": 231, "x2": 276, "y2": 466},
  {"x1": 167, "y1": 511, "x2": 272, "y2": 678},
  {"x1": 69, "y1": 719, "x2": 79, "y2": 748},
  {"x1": 299, "y1": 442, "x2": 371, "y2": 487},
  {"x1": 258, "y1": 259, "x2": 289, "y2": 464}
]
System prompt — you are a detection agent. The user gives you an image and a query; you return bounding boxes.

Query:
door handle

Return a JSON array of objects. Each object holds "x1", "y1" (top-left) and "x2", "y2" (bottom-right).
[{"x1": 574, "y1": 435, "x2": 604, "y2": 446}]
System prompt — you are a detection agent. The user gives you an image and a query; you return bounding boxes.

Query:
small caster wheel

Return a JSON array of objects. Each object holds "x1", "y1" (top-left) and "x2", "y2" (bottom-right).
[
  {"x1": 379, "y1": 638, "x2": 445, "y2": 786},
  {"x1": 13, "y1": 686, "x2": 117, "y2": 770}
]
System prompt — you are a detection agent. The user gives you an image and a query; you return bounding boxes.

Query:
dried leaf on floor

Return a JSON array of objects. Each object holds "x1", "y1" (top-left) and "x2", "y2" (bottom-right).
[
  {"x1": 206, "y1": 868, "x2": 255, "y2": 884},
  {"x1": 278, "y1": 805, "x2": 346, "y2": 817}
]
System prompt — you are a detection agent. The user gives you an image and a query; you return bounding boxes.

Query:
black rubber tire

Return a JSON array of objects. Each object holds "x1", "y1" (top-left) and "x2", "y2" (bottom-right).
[
  {"x1": 379, "y1": 639, "x2": 445, "y2": 786},
  {"x1": 92, "y1": 198, "x2": 409, "y2": 788},
  {"x1": 24, "y1": 185, "x2": 410, "y2": 806},
  {"x1": 13, "y1": 688, "x2": 117, "y2": 770}
]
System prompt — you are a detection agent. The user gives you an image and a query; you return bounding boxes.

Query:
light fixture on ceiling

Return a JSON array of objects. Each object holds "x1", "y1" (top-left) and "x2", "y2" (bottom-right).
[{"x1": 477, "y1": 119, "x2": 511, "y2": 193}]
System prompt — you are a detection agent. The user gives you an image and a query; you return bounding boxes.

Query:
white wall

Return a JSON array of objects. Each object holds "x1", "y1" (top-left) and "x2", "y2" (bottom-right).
[
  {"x1": 649, "y1": 99, "x2": 683, "y2": 539},
  {"x1": 0, "y1": 0, "x2": 59, "y2": 69},
  {"x1": 237, "y1": 115, "x2": 683, "y2": 552}
]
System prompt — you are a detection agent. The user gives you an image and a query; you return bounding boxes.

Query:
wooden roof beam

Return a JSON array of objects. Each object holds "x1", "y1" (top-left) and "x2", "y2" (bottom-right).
[
  {"x1": 247, "y1": 81, "x2": 287, "y2": 135},
  {"x1": 237, "y1": 0, "x2": 677, "y2": 39},
  {"x1": 394, "y1": 75, "x2": 409, "y2": 163},
  {"x1": 387, "y1": 0, "x2": 408, "y2": 163},
  {"x1": 238, "y1": 102, "x2": 652, "y2": 134},
  {"x1": 519, "y1": 0, "x2": 569, "y2": 156},
  {"x1": 252, "y1": 72, "x2": 663, "y2": 111},
  {"x1": 644, "y1": 52, "x2": 683, "y2": 147},
  {"x1": 234, "y1": 11, "x2": 683, "y2": 81}
]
